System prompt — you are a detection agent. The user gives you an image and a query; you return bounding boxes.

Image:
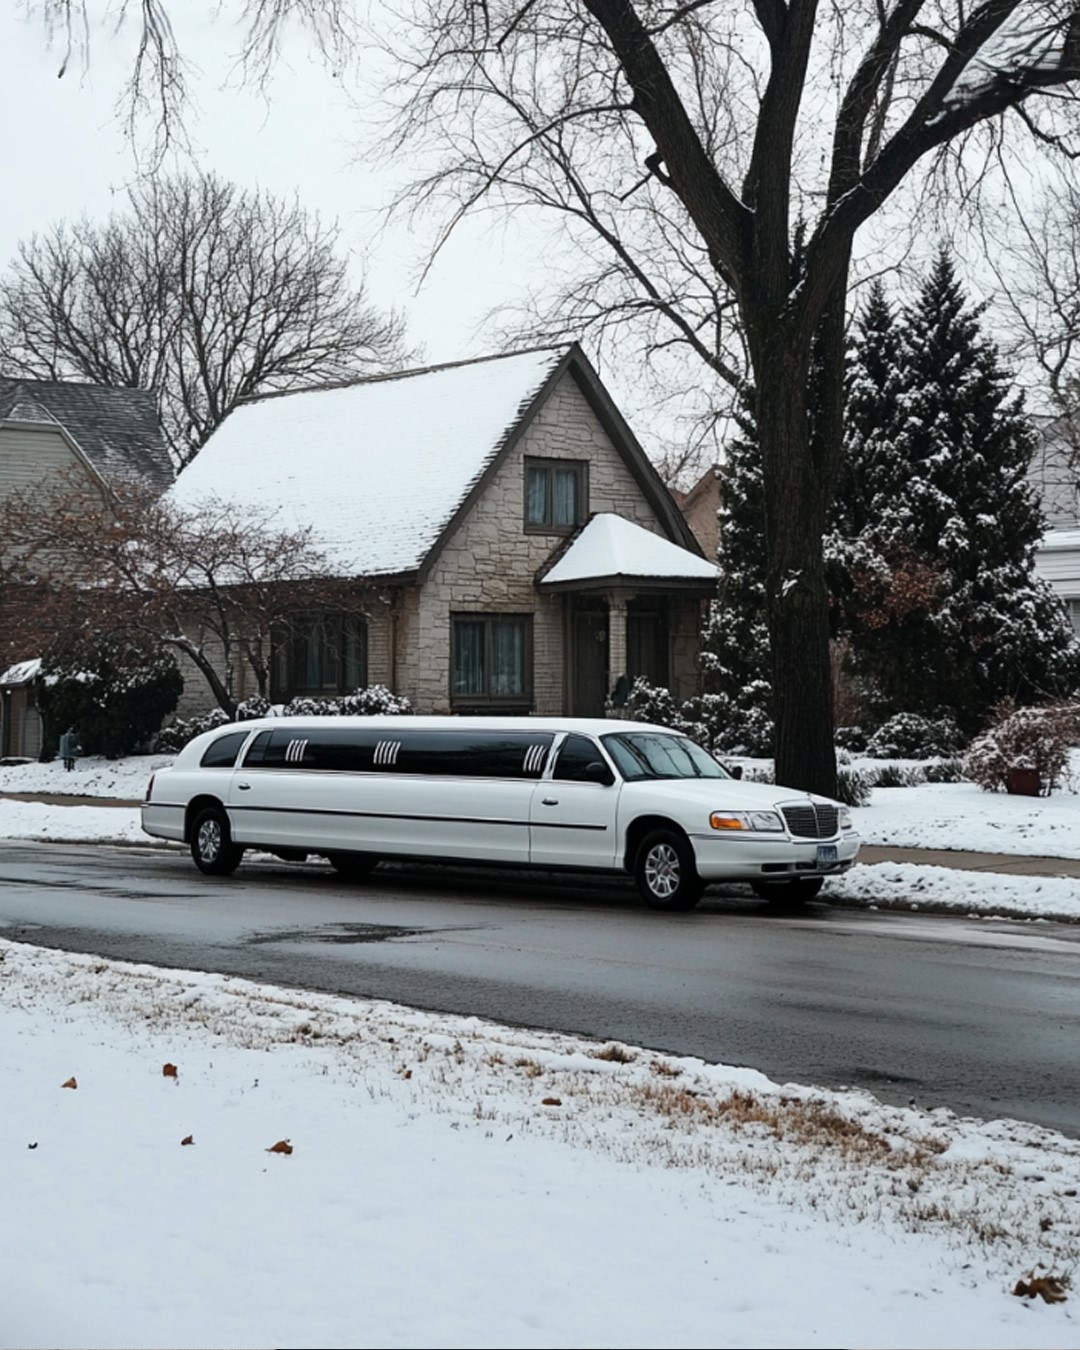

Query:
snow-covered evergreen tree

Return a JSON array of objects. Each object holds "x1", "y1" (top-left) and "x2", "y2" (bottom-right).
[
  {"x1": 701, "y1": 394, "x2": 771, "y2": 712},
  {"x1": 832, "y1": 252, "x2": 1080, "y2": 728}
]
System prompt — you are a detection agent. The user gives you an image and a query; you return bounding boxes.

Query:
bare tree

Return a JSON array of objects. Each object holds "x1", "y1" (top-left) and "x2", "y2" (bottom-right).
[
  {"x1": 0, "y1": 172, "x2": 410, "y2": 466},
  {"x1": 0, "y1": 473, "x2": 371, "y2": 715},
  {"x1": 374, "y1": 1, "x2": 1080, "y2": 794}
]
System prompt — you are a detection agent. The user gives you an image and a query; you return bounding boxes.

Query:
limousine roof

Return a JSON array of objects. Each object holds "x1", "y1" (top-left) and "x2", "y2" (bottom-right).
[
  {"x1": 200, "y1": 716, "x2": 673, "y2": 738},
  {"x1": 167, "y1": 344, "x2": 698, "y2": 580}
]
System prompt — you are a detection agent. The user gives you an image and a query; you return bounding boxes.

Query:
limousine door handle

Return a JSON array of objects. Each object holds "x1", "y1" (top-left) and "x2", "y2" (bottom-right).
[
  {"x1": 541, "y1": 797, "x2": 559, "y2": 806},
  {"x1": 236, "y1": 782, "x2": 251, "y2": 791}
]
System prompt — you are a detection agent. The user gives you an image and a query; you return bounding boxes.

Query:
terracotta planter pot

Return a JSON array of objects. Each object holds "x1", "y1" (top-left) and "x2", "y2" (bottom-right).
[{"x1": 1005, "y1": 766, "x2": 1041, "y2": 797}]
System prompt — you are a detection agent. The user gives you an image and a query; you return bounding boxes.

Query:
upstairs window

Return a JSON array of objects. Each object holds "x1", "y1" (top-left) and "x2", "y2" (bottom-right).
[{"x1": 524, "y1": 459, "x2": 587, "y2": 532}]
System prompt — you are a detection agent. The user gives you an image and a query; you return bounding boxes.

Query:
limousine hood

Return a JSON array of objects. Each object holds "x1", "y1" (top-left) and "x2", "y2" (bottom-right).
[{"x1": 626, "y1": 777, "x2": 839, "y2": 815}]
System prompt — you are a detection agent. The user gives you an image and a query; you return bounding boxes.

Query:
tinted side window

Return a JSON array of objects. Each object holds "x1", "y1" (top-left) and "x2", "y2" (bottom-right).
[
  {"x1": 553, "y1": 733, "x2": 608, "y2": 782},
  {"x1": 244, "y1": 727, "x2": 381, "y2": 772},
  {"x1": 395, "y1": 731, "x2": 554, "y2": 778},
  {"x1": 200, "y1": 731, "x2": 251, "y2": 769}
]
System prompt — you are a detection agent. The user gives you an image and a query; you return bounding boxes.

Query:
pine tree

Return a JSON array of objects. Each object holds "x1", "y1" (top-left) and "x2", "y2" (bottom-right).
[{"x1": 833, "y1": 252, "x2": 1080, "y2": 729}]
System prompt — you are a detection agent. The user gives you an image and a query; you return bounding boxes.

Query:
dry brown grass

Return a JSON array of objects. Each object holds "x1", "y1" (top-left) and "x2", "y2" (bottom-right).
[
  {"x1": 631, "y1": 1083, "x2": 947, "y2": 1165},
  {"x1": 592, "y1": 1043, "x2": 636, "y2": 1064}
]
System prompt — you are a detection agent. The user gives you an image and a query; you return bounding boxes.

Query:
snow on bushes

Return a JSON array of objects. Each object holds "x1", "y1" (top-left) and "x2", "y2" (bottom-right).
[
  {"x1": 153, "y1": 685, "x2": 413, "y2": 751},
  {"x1": 962, "y1": 701, "x2": 1078, "y2": 795},
  {"x1": 864, "y1": 712, "x2": 964, "y2": 759}
]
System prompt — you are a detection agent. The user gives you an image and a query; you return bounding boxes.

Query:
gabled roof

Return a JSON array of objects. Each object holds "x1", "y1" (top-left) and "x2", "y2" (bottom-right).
[
  {"x1": 167, "y1": 343, "x2": 697, "y2": 580},
  {"x1": 0, "y1": 377, "x2": 173, "y2": 492},
  {"x1": 538, "y1": 512, "x2": 718, "y2": 591}
]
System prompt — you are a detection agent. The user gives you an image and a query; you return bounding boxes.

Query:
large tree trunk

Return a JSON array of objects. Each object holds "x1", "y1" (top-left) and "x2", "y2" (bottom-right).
[{"x1": 755, "y1": 351, "x2": 837, "y2": 799}]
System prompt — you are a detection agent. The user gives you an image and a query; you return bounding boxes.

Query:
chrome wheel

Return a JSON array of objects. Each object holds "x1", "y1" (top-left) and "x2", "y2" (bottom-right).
[
  {"x1": 634, "y1": 828, "x2": 703, "y2": 911},
  {"x1": 189, "y1": 806, "x2": 243, "y2": 876},
  {"x1": 197, "y1": 817, "x2": 222, "y2": 865},
  {"x1": 644, "y1": 842, "x2": 680, "y2": 900}
]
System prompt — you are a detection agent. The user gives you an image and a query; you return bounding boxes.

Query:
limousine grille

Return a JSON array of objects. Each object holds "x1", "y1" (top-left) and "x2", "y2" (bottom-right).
[{"x1": 780, "y1": 803, "x2": 839, "y2": 839}]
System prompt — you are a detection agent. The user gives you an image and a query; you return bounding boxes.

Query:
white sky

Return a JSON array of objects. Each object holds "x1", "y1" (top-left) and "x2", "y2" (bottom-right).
[{"x1": 0, "y1": 3, "x2": 542, "y2": 369}]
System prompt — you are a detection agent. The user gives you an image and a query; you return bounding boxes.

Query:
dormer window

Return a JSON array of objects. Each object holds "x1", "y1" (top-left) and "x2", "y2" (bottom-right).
[{"x1": 524, "y1": 458, "x2": 587, "y2": 533}]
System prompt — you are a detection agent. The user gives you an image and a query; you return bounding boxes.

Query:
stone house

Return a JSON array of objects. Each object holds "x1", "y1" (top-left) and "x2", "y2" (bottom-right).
[
  {"x1": 0, "y1": 378, "x2": 172, "y2": 758},
  {"x1": 169, "y1": 344, "x2": 717, "y2": 719}
]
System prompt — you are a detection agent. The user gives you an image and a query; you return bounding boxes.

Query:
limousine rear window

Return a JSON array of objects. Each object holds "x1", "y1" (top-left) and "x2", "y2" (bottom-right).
[
  {"x1": 601, "y1": 732, "x2": 730, "y2": 782},
  {"x1": 240, "y1": 727, "x2": 555, "y2": 778},
  {"x1": 199, "y1": 730, "x2": 251, "y2": 769}
]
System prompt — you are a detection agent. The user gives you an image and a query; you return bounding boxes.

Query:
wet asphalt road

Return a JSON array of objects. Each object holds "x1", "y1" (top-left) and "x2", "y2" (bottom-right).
[{"x1": 1, "y1": 839, "x2": 1078, "y2": 1135}]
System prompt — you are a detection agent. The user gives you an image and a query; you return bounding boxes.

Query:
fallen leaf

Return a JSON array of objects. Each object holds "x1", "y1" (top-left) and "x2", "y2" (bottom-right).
[
  {"x1": 401, "y1": 1069, "x2": 412, "y2": 1080},
  {"x1": 61, "y1": 1077, "x2": 77, "y2": 1090},
  {"x1": 266, "y1": 1139, "x2": 293, "y2": 1155},
  {"x1": 541, "y1": 1097, "x2": 562, "y2": 1107},
  {"x1": 163, "y1": 1063, "x2": 178, "y2": 1079},
  {"x1": 180, "y1": 1135, "x2": 194, "y2": 1146},
  {"x1": 27, "y1": 1142, "x2": 37, "y2": 1150},
  {"x1": 1013, "y1": 1274, "x2": 1069, "y2": 1304}
]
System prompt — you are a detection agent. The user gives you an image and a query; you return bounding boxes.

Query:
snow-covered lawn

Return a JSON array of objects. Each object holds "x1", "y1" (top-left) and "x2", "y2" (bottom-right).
[
  {"x1": 0, "y1": 753, "x2": 168, "y2": 799},
  {"x1": 2, "y1": 938, "x2": 1078, "y2": 1350}
]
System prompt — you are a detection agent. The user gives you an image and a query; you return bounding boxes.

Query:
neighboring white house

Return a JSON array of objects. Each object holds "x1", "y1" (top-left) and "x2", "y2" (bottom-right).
[
  {"x1": 167, "y1": 343, "x2": 718, "y2": 718},
  {"x1": 0, "y1": 377, "x2": 172, "y2": 758},
  {"x1": 1031, "y1": 416, "x2": 1080, "y2": 637}
]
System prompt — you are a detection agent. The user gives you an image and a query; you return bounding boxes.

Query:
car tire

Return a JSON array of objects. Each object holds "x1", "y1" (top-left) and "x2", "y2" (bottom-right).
[
  {"x1": 634, "y1": 828, "x2": 704, "y2": 911},
  {"x1": 326, "y1": 851, "x2": 379, "y2": 879},
  {"x1": 751, "y1": 877, "x2": 825, "y2": 905},
  {"x1": 190, "y1": 806, "x2": 244, "y2": 876}
]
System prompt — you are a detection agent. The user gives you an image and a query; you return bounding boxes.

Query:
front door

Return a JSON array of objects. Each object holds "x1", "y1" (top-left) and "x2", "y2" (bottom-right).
[{"x1": 571, "y1": 605, "x2": 609, "y2": 716}]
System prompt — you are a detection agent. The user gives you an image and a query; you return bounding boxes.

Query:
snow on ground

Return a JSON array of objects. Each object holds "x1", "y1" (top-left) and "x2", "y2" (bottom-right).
[
  {"x1": 2, "y1": 938, "x2": 1078, "y2": 1350},
  {"x1": 0, "y1": 753, "x2": 169, "y2": 799},
  {"x1": 831, "y1": 863, "x2": 1080, "y2": 921},
  {"x1": 0, "y1": 800, "x2": 148, "y2": 844}
]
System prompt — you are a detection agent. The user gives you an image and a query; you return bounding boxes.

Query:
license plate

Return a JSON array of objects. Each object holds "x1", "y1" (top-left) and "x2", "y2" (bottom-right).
[{"x1": 815, "y1": 844, "x2": 838, "y2": 867}]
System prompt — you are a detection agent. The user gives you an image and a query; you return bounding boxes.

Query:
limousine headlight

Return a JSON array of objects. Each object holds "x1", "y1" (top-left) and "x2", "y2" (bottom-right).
[
  {"x1": 839, "y1": 807, "x2": 854, "y2": 831},
  {"x1": 709, "y1": 810, "x2": 784, "y2": 832}
]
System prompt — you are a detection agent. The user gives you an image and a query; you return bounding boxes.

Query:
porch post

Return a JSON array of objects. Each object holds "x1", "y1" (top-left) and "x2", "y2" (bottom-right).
[{"x1": 607, "y1": 591, "x2": 629, "y2": 707}]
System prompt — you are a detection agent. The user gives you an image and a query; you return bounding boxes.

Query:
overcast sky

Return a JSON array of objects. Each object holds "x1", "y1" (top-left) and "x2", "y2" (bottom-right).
[{"x1": 0, "y1": 3, "x2": 548, "y2": 371}]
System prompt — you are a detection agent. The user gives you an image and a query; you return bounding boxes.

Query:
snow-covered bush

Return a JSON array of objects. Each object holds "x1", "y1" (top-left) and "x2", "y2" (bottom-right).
[
  {"x1": 155, "y1": 685, "x2": 414, "y2": 751},
  {"x1": 281, "y1": 685, "x2": 413, "y2": 718},
  {"x1": 618, "y1": 679, "x2": 774, "y2": 756},
  {"x1": 871, "y1": 762, "x2": 926, "y2": 788},
  {"x1": 834, "y1": 725, "x2": 868, "y2": 753},
  {"x1": 153, "y1": 708, "x2": 230, "y2": 753},
  {"x1": 962, "y1": 702, "x2": 1078, "y2": 795},
  {"x1": 923, "y1": 758, "x2": 964, "y2": 784},
  {"x1": 835, "y1": 767, "x2": 873, "y2": 807},
  {"x1": 39, "y1": 643, "x2": 182, "y2": 758},
  {"x1": 864, "y1": 712, "x2": 964, "y2": 760}
]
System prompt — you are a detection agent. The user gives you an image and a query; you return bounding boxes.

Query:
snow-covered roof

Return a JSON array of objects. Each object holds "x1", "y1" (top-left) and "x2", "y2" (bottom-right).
[
  {"x1": 540, "y1": 513, "x2": 718, "y2": 586},
  {"x1": 0, "y1": 658, "x2": 42, "y2": 687},
  {"x1": 168, "y1": 348, "x2": 569, "y2": 578}
]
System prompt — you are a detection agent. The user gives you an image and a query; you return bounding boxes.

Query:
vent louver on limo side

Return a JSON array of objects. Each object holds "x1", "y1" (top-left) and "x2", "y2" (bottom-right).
[{"x1": 780, "y1": 803, "x2": 839, "y2": 839}]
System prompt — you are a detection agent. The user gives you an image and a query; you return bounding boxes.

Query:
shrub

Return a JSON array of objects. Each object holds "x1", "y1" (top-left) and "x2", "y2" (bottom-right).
[
  {"x1": 834, "y1": 725, "x2": 868, "y2": 753},
  {"x1": 962, "y1": 701, "x2": 1079, "y2": 795},
  {"x1": 281, "y1": 685, "x2": 413, "y2": 718},
  {"x1": 835, "y1": 767, "x2": 873, "y2": 807},
  {"x1": 923, "y1": 757, "x2": 964, "y2": 784},
  {"x1": 619, "y1": 679, "x2": 774, "y2": 757},
  {"x1": 154, "y1": 685, "x2": 414, "y2": 752},
  {"x1": 40, "y1": 643, "x2": 182, "y2": 758},
  {"x1": 871, "y1": 762, "x2": 926, "y2": 788},
  {"x1": 152, "y1": 708, "x2": 230, "y2": 753},
  {"x1": 865, "y1": 712, "x2": 964, "y2": 759}
]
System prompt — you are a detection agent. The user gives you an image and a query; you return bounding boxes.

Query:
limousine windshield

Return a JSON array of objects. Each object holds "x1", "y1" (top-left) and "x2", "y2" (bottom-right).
[{"x1": 601, "y1": 732, "x2": 731, "y2": 782}]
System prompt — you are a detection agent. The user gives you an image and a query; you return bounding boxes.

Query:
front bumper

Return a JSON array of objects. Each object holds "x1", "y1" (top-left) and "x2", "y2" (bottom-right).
[{"x1": 689, "y1": 830, "x2": 861, "y2": 882}]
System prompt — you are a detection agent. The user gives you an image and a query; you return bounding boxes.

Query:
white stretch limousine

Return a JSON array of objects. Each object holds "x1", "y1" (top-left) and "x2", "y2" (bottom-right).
[{"x1": 141, "y1": 716, "x2": 861, "y2": 910}]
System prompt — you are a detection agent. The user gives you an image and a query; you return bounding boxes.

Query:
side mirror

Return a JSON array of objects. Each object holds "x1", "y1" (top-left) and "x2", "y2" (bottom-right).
[
  {"x1": 584, "y1": 760, "x2": 615, "y2": 785},
  {"x1": 727, "y1": 763, "x2": 743, "y2": 780}
]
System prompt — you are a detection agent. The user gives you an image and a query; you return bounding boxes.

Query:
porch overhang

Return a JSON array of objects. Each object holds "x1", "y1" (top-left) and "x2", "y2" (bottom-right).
[{"x1": 535, "y1": 511, "x2": 718, "y2": 596}]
